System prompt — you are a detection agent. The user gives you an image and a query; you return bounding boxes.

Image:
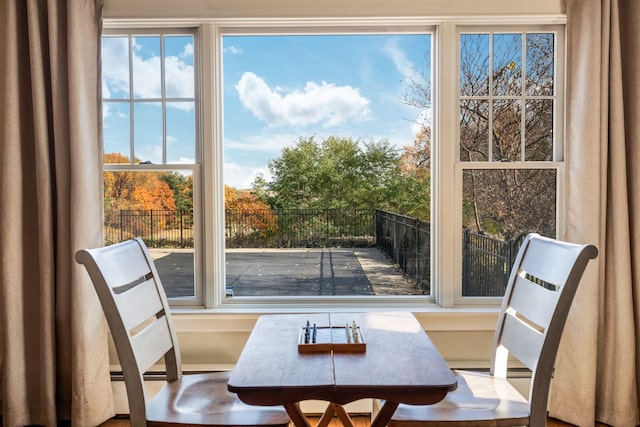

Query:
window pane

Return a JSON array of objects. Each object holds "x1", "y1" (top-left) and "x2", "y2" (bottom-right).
[
  {"x1": 462, "y1": 168, "x2": 556, "y2": 296},
  {"x1": 460, "y1": 34, "x2": 489, "y2": 97},
  {"x1": 132, "y1": 36, "x2": 161, "y2": 99},
  {"x1": 223, "y1": 33, "x2": 432, "y2": 297},
  {"x1": 103, "y1": 170, "x2": 195, "y2": 297},
  {"x1": 103, "y1": 102, "x2": 131, "y2": 162},
  {"x1": 102, "y1": 30, "x2": 199, "y2": 304},
  {"x1": 492, "y1": 99, "x2": 522, "y2": 161},
  {"x1": 526, "y1": 33, "x2": 554, "y2": 96},
  {"x1": 493, "y1": 34, "x2": 522, "y2": 96},
  {"x1": 134, "y1": 102, "x2": 163, "y2": 163},
  {"x1": 460, "y1": 99, "x2": 489, "y2": 161},
  {"x1": 164, "y1": 36, "x2": 195, "y2": 98},
  {"x1": 166, "y1": 103, "x2": 195, "y2": 163},
  {"x1": 525, "y1": 99, "x2": 553, "y2": 161},
  {"x1": 102, "y1": 37, "x2": 130, "y2": 99}
]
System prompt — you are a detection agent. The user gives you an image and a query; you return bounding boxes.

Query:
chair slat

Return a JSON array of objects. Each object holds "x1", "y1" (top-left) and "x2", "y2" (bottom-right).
[
  {"x1": 96, "y1": 241, "x2": 152, "y2": 290},
  {"x1": 508, "y1": 275, "x2": 560, "y2": 329},
  {"x1": 115, "y1": 277, "x2": 165, "y2": 332},
  {"x1": 131, "y1": 315, "x2": 174, "y2": 374},
  {"x1": 500, "y1": 312, "x2": 544, "y2": 371},
  {"x1": 518, "y1": 239, "x2": 578, "y2": 286}
]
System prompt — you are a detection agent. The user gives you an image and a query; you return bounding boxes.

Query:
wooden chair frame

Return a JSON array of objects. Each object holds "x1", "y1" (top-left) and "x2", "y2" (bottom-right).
[
  {"x1": 387, "y1": 233, "x2": 598, "y2": 427},
  {"x1": 76, "y1": 238, "x2": 290, "y2": 427}
]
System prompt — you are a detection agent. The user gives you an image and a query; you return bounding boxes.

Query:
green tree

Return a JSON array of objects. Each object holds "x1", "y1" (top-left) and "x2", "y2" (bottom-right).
[
  {"x1": 259, "y1": 136, "x2": 411, "y2": 211},
  {"x1": 160, "y1": 172, "x2": 193, "y2": 212},
  {"x1": 263, "y1": 137, "x2": 322, "y2": 208}
]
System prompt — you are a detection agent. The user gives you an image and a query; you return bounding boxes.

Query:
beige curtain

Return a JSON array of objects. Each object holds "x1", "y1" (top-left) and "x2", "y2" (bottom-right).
[
  {"x1": 550, "y1": 0, "x2": 640, "y2": 426},
  {"x1": 0, "y1": 1, "x2": 114, "y2": 426}
]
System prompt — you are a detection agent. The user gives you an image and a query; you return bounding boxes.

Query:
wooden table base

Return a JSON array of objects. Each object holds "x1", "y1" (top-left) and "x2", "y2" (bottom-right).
[{"x1": 284, "y1": 401, "x2": 400, "y2": 427}]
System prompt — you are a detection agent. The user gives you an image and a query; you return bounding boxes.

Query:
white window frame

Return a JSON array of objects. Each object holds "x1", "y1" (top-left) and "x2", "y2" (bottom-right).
[
  {"x1": 433, "y1": 22, "x2": 565, "y2": 307},
  {"x1": 103, "y1": 17, "x2": 566, "y2": 312},
  {"x1": 102, "y1": 28, "x2": 204, "y2": 307},
  {"x1": 207, "y1": 23, "x2": 438, "y2": 310}
]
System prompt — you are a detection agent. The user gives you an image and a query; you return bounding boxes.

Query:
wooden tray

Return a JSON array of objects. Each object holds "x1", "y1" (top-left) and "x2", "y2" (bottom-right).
[{"x1": 298, "y1": 326, "x2": 366, "y2": 353}]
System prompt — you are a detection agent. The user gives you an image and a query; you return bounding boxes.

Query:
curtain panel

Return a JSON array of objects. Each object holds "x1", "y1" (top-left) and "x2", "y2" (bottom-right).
[
  {"x1": 0, "y1": 1, "x2": 113, "y2": 426},
  {"x1": 550, "y1": 0, "x2": 640, "y2": 425}
]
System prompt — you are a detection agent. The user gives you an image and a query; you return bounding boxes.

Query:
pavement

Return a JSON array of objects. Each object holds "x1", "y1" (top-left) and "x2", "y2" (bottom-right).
[{"x1": 149, "y1": 247, "x2": 422, "y2": 298}]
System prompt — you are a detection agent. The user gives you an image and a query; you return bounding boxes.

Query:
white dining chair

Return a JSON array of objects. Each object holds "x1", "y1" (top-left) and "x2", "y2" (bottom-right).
[
  {"x1": 76, "y1": 238, "x2": 291, "y2": 427},
  {"x1": 383, "y1": 233, "x2": 598, "y2": 427}
]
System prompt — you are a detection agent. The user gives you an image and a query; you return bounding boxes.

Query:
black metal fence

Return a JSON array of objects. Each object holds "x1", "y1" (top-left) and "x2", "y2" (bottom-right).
[
  {"x1": 104, "y1": 209, "x2": 194, "y2": 248},
  {"x1": 375, "y1": 210, "x2": 430, "y2": 294},
  {"x1": 375, "y1": 210, "x2": 529, "y2": 296},
  {"x1": 105, "y1": 208, "x2": 528, "y2": 297},
  {"x1": 104, "y1": 208, "x2": 375, "y2": 249},
  {"x1": 462, "y1": 229, "x2": 528, "y2": 296},
  {"x1": 226, "y1": 208, "x2": 375, "y2": 248}
]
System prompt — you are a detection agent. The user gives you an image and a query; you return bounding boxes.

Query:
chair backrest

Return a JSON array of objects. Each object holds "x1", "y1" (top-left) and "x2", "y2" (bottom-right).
[
  {"x1": 490, "y1": 233, "x2": 598, "y2": 425},
  {"x1": 76, "y1": 238, "x2": 181, "y2": 426}
]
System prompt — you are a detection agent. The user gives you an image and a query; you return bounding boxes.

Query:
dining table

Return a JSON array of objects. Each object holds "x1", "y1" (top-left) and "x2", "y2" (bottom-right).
[{"x1": 227, "y1": 312, "x2": 457, "y2": 427}]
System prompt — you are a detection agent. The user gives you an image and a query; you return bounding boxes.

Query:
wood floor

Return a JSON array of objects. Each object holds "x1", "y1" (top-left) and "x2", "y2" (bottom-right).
[{"x1": 98, "y1": 415, "x2": 590, "y2": 427}]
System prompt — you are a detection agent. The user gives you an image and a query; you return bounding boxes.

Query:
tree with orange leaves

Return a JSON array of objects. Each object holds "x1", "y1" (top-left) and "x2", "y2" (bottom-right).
[{"x1": 225, "y1": 185, "x2": 277, "y2": 239}]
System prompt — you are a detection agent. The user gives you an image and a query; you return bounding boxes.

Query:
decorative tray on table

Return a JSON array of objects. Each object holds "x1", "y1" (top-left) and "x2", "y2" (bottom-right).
[{"x1": 297, "y1": 321, "x2": 366, "y2": 353}]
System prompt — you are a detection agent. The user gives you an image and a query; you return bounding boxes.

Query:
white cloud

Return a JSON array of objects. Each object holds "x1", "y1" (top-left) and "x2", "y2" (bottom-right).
[
  {"x1": 235, "y1": 72, "x2": 371, "y2": 128},
  {"x1": 180, "y1": 43, "x2": 194, "y2": 58},
  {"x1": 224, "y1": 46, "x2": 243, "y2": 55},
  {"x1": 164, "y1": 55, "x2": 194, "y2": 100},
  {"x1": 135, "y1": 144, "x2": 163, "y2": 164},
  {"x1": 411, "y1": 109, "x2": 432, "y2": 135},
  {"x1": 102, "y1": 102, "x2": 111, "y2": 119},
  {"x1": 225, "y1": 132, "x2": 301, "y2": 154},
  {"x1": 224, "y1": 162, "x2": 271, "y2": 190},
  {"x1": 382, "y1": 38, "x2": 420, "y2": 82},
  {"x1": 172, "y1": 157, "x2": 197, "y2": 165},
  {"x1": 101, "y1": 37, "x2": 194, "y2": 115},
  {"x1": 102, "y1": 38, "x2": 130, "y2": 100}
]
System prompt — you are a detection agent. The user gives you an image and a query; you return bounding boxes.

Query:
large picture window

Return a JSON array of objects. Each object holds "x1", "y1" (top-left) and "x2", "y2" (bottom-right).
[
  {"x1": 221, "y1": 32, "x2": 433, "y2": 299},
  {"x1": 100, "y1": 21, "x2": 564, "y2": 309}
]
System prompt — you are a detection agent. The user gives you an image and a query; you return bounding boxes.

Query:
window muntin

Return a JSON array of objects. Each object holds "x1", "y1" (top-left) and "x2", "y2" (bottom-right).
[{"x1": 102, "y1": 30, "x2": 200, "y2": 305}]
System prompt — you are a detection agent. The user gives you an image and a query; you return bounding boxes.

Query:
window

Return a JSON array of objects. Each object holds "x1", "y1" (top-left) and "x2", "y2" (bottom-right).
[
  {"x1": 454, "y1": 27, "x2": 564, "y2": 304},
  {"x1": 221, "y1": 32, "x2": 433, "y2": 299},
  {"x1": 101, "y1": 29, "x2": 201, "y2": 306},
  {"x1": 100, "y1": 20, "x2": 564, "y2": 309}
]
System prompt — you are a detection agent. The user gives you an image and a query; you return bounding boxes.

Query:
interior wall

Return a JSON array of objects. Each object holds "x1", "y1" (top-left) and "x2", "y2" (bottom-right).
[
  {"x1": 104, "y1": 0, "x2": 565, "y2": 20},
  {"x1": 108, "y1": 312, "x2": 500, "y2": 371}
]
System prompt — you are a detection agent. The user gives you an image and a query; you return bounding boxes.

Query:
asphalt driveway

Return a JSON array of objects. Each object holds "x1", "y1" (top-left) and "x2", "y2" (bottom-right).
[{"x1": 150, "y1": 247, "x2": 420, "y2": 298}]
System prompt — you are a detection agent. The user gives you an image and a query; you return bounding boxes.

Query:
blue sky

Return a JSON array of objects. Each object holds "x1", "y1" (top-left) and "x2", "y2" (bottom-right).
[
  {"x1": 223, "y1": 34, "x2": 431, "y2": 188},
  {"x1": 102, "y1": 33, "x2": 431, "y2": 188}
]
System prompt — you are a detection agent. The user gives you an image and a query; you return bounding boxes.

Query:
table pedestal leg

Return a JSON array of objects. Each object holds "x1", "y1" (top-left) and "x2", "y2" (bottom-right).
[
  {"x1": 370, "y1": 401, "x2": 399, "y2": 427},
  {"x1": 317, "y1": 403, "x2": 355, "y2": 427},
  {"x1": 285, "y1": 403, "x2": 313, "y2": 427}
]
